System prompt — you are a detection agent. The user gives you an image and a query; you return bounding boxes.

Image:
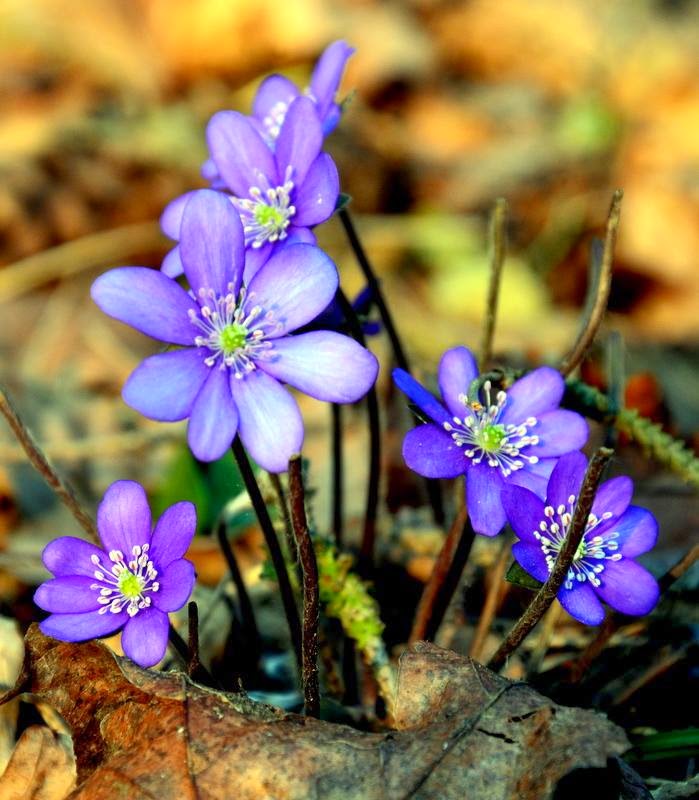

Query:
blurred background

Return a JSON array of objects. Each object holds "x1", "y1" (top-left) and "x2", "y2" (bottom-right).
[{"x1": 0, "y1": 0, "x2": 697, "y2": 723}]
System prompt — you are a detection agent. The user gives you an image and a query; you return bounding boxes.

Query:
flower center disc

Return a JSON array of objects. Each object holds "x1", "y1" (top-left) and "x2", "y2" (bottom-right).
[
  {"x1": 254, "y1": 204, "x2": 286, "y2": 231},
  {"x1": 477, "y1": 423, "x2": 506, "y2": 453},
  {"x1": 219, "y1": 322, "x2": 248, "y2": 355},
  {"x1": 118, "y1": 570, "x2": 143, "y2": 599}
]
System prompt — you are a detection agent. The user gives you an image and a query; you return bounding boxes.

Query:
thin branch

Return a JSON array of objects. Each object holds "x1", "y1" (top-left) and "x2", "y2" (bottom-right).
[
  {"x1": 559, "y1": 190, "x2": 623, "y2": 377},
  {"x1": 288, "y1": 456, "x2": 320, "y2": 718},
  {"x1": 468, "y1": 538, "x2": 512, "y2": 661},
  {"x1": 269, "y1": 472, "x2": 298, "y2": 565},
  {"x1": 478, "y1": 198, "x2": 508, "y2": 370},
  {"x1": 488, "y1": 447, "x2": 614, "y2": 672},
  {"x1": 0, "y1": 383, "x2": 98, "y2": 543},
  {"x1": 331, "y1": 403, "x2": 344, "y2": 547},
  {"x1": 168, "y1": 623, "x2": 216, "y2": 685},
  {"x1": 231, "y1": 437, "x2": 302, "y2": 670},
  {"x1": 187, "y1": 602, "x2": 201, "y2": 679}
]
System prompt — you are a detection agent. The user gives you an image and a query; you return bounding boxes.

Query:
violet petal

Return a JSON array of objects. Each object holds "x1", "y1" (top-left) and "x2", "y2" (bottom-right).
[
  {"x1": 546, "y1": 451, "x2": 587, "y2": 510},
  {"x1": 97, "y1": 480, "x2": 152, "y2": 556},
  {"x1": 152, "y1": 559, "x2": 196, "y2": 613},
  {"x1": 466, "y1": 461, "x2": 507, "y2": 537},
  {"x1": 502, "y1": 484, "x2": 546, "y2": 543},
  {"x1": 40, "y1": 609, "x2": 127, "y2": 642},
  {"x1": 558, "y1": 582, "x2": 606, "y2": 625},
  {"x1": 402, "y1": 424, "x2": 467, "y2": 479},
  {"x1": 392, "y1": 368, "x2": 451, "y2": 428},
  {"x1": 500, "y1": 366, "x2": 565, "y2": 425},
  {"x1": 437, "y1": 346, "x2": 479, "y2": 419},
  {"x1": 187, "y1": 366, "x2": 239, "y2": 462},
  {"x1": 595, "y1": 559, "x2": 659, "y2": 616},
  {"x1": 275, "y1": 96, "x2": 322, "y2": 184},
  {"x1": 121, "y1": 607, "x2": 170, "y2": 668},
  {"x1": 150, "y1": 501, "x2": 197, "y2": 568},
  {"x1": 42, "y1": 537, "x2": 106, "y2": 578},
  {"x1": 34, "y1": 576, "x2": 101, "y2": 614},
  {"x1": 292, "y1": 153, "x2": 339, "y2": 227},
  {"x1": 530, "y1": 409, "x2": 588, "y2": 457},
  {"x1": 512, "y1": 542, "x2": 549, "y2": 583}
]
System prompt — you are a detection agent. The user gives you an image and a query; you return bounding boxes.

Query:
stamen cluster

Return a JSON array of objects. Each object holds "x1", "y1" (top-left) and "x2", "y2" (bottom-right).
[{"x1": 91, "y1": 544, "x2": 160, "y2": 617}]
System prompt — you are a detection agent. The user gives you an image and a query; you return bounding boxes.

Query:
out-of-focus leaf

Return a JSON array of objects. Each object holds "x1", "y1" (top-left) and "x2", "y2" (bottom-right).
[{"x1": 506, "y1": 560, "x2": 544, "y2": 591}]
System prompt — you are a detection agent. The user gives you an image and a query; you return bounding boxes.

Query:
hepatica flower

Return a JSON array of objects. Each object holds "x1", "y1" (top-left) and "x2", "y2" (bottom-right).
[
  {"x1": 502, "y1": 452, "x2": 660, "y2": 624},
  {"x1": 92, "y1": 190, "x2": 378, "y2": 472},
  {"x1": 394, "y1": 347, "x2": 588, "y2": 536},
  {"x1": 35, "y1": 481, "x2": 196, "y2": 668}
]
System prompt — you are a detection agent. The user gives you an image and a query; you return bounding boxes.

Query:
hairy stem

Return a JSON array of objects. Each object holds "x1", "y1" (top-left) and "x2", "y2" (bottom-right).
[
  {"x1": 478, "y1": 198, "x2": 508, "y2": 370},
  {"x1": 331, "y1": 403, "x2": 344, "y2": 547}
]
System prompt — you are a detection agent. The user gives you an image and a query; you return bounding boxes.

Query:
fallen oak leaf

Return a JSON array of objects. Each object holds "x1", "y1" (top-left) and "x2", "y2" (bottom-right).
[
  {"x1": 0, "y1": 725, "x2": 76, "y2": 800},
  {"x1": 5, "y1": 626, "x2": 636, "y2": 799}
]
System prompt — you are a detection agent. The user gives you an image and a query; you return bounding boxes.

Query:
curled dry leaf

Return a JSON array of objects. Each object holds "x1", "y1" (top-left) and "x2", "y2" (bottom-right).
[
  {"x1": 0, "y1": 725, "x2": 76, "y2": 800},
  {"x1": 3, "y1": 626, "x2": 633, "y2": 799}
]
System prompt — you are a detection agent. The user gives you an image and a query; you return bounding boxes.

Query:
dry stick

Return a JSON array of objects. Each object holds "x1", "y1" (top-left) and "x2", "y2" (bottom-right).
[
  {"x1": 337, "y1": 209, "x2": 445, "y2": 528},
  {"x1": 288, "y1": 456, "x2": 320, "y2": 718},
  {"x1": 409, "y1": 506, "x2": 467, "y2": 644},
  {"x1": 468, "y1": 539, "x2": 512, "y2": 662},
  {"x1": 478, "y1": 198, "x2": 508, "y2": 371},
  {"x1": 488, "y1": 447, "x2": 614, "y2": 672},
  {"x1": 559, "y1": 190, "x2": 623, "y2": 377},
  {"x1": 567, "y1": 543, "x2": 699, "y2": 683},
  {"x1": 231, "y1": 437, "x2": 302, "y2": 671},
  {"x1": 330, "y1": 403, "x2": 344, "y2": 547},
  {"x1": 187, "y1": 602, "x2": 201, "y2": 679},
  {"x1": 268, "y1": 472, "x2": 298, "y2": 565},
  {"x1": 0, "y1": 383, "x2": 98, "y2": 543}
]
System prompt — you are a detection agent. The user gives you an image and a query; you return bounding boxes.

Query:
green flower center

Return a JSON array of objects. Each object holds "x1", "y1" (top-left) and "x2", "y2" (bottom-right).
[
  {"x1": 219, "y1": 323, "x2": 249, "y2": 355},
  {"x1": 477, "y1": 423, "x2": 506, "y2": 453},
  {"x1": 254, "y1": 204, "x2": 286, "y2": 230},
  {"x1": 118, "y1": 570, "x2": 144, "y2": 600}
]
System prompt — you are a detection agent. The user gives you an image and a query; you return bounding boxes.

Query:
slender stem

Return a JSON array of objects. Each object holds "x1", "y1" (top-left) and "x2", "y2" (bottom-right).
[
  {"x1": 409, "y1": 506, "x2": 467, "y2": 643},
  {"x1": 231, "y1": 437, "x2": 302, "y2": 670},
  {"x1": 216, "y1": 520, "x2": 261, "y2": 669},
  {"x1": 168, "y1": 623, "x2": 216, "y2": 685},
  {"x1": 0, "y1": 383, "x2": 98, "y2": 543},
  {"x1": 269, "y1": 472, "x2": 298, "y2": 564},
  {"x1": 488, "y1": 447, "x2": 613, "y2": 672},
  {"x1": 288, "y1": 456, "x2": 320, "y2": 718},
  {"x1": 187, "y1": 602, "x2": 201, "y2": 679},
  {"x1": 331, "y1": 403, "x2": 344, "y2": 547},
  {"x1": 478, "y1": 198, "x2": 508, "y2": 370},
  {"x1": 468, "y1": 538, "x2": 512, "y2": 661},
  {"x1": 559, "y1": 190, "x2": 623, "y2": 377}
]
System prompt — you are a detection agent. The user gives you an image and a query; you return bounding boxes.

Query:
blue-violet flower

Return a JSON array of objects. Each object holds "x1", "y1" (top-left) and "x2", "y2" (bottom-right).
[
  {"x1": 35, "y1": 480, "x2": 196, "y2": 668},
  {"x1": 393, "y1": 346, "x2": 588, "y2": 536},
  {"x1": 92, "y1": 189, "x2": 379, "y2": 471},
  {"x1": 502, "y1": 451, "x2": 660, "y2": 624}
]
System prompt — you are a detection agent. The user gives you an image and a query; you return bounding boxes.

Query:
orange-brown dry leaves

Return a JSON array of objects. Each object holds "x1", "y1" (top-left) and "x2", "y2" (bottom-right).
[
  {"x1": 0, "y1": 626, "x2": 632, "y2": 799},
  {"x1": 0, "y1": 726, "x2": 75, "y2": 800}
]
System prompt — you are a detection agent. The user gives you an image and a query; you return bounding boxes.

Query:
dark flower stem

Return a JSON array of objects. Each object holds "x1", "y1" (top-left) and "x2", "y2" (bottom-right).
[
  {"x1": 231, "y1": 437, "x2": 302, "y2": 670},
  {"x1": 288, "y1": 456, "x2": 320, "y2": 718},
  {"x1": 334, "y1": 288, "x2": 381, "y2": 570},
  {"x1": 269, "y1": 472, "x2": 298, "y2": 565},
  {"x1": 559, "y1": 190, "x2": 623, "y2": 377},
  {"x1": 331, "y1": 403, "x2": 344, "y2": 547},
  {"x1": 216, "y1": 520, "x2": 261, "y2": 669},
  {"x1": 488, "y1": 447, "x2": 614, "y2": 672},
  {"x1": 0, "y1": 383, "x2": 98, "y2": 544},
  {"x1": 187, "y1": 601, "x2": 201, "y2": 679},
  {"x1": 168, "y1": 623, "x2": 216, "y2": 685},
  {"x1": 337, "y1": 209, "x2": 444, "y2": 529},
  {"x1": 478, "y1": 198, "x2": 508, "y2": 371}
]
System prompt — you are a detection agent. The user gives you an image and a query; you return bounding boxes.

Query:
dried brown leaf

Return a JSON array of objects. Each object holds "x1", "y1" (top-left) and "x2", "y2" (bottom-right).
[{"x1": 0, "y1": 726, "x2": 75, "y2": 800}]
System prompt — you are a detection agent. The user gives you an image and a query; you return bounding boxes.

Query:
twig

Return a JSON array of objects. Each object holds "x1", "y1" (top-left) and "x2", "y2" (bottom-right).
[
  {"x1": 468, "y1": 539, "x2": 512, "y2": 662},
  {"x1": 604, "y1": 330, "x2": 624, "y2": 449},
  {"x1": 231, "y1": 437, "x2": 302, "y2": 670},
  {"x1": 488, "y1": 447, "x2": 614, "y2": 672},
  {"x1": 559, "y1": 190, "x2": 623, "y2": 377},
  {"x1": 610, "y1": 645, "x2": 689, "y2": 707},
  {"x1": 168, "y1": 623, "x2": 217, "y2": 685},
  {"x1": 288, "y1": 456, "x2": 320, "y2": 718},
  {"x1": 187, "y1": 602, "x2": 201, "y2": 679},
  {"x1": 0, "y1": 384, "x2": 98, "y2": 543},
  {"x1": 331, "y1": 403, "x2": 344, "y2": 547},
  {"x1": 269, "y1": 472, "x2": 298, "y2": 565},
  {"x1": 478, "y1": 198, "x2": 508, "y2": 370}
]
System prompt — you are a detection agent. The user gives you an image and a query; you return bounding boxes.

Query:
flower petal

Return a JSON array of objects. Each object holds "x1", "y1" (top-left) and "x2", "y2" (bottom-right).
[
  {"x1": 292, "y1": 153, "x2": 339, "y2": 227},
  {"x1": 245, "y1": 243, "x2": 338, "y2": 335},
  {"x1": 97, "y1": 480, "x2": 152, "y2": 556},
  {"x1": 595, "y1": 559, "x2": 659, "y2": 616},
  {"x1": 253, "y1": 74, "x2": 299, "y2": 125},
  {"x1": 612, "y1": 506, "x2": 659, "y2": 557},
  {"x1": 161, "y1": 246, "x2": 184, "y2": 278},
  {"x1": 123, "y1": 349, "x2": 209, "y2": 422},
  {"x1": 42, "y1": 537, "x2": 106, "y2": 578},
  {"x1": 231, "y1": 370, "x2": 303, "y2": 473},
  {"x1": 275, "y1": 96, "x2": 322, "y2": 184},
  {"x1": 591, "y1": 476, "x2": 634, "y2": 523},
  {"x1": 512, "y1": 542, "x2": 549, "y2": 583},
  {"x1": 558, "y1": 583, "x2": 606, "y2": 625},
  {"x1": 529, "y1": 410, "x2": 588, "y2": 457},
  {"x1": 35, "y1": 576, "x2": 101, "y2": 613},
  {"x1": 152, "y1": 559, "x2": 196, "y2": 612},
  {"x1": 91, "y1": 267, "x2": 199, "y2": 345},
  {"x1": 501, "y1": 484, "x2": 545, "y2": 543},
  {"x1": 466, "y1": 461, "x2": 506, "y2": 537},
  {"x1": 160, "y1": 191, "x2": 196, "y2": 239},
  {"x1": 437, "y1": 346, "x2": 479, "y2": 418},
  {"x1": 500, "y1": 366, "x2": 565, "y2": 425},
  {"x1": 310, "y1": 40, "x2": 354, "y2": 123},
  {"x1": 546, "y1": 451, "x2": 588, "y2": 510},
  {"x1": 402, "y1": 424, "x2": 467, "y2": 479},
  {"x1": 242, "y1": 241, "x2": 275, "y2": 284},
  {"x1": 187, "y1": 366, "x2": 239, "y2": 462},
  {"x1": 150, "y1": 502, "x2": 197, "y2": 568},
  {"x1": 260, "y1": 331, "x2": 378, "y2": 403},
  {"x1": 40, "y1": 609, "x2": 127, "y2": 642},
  {"x1": 121, "y1": 607, "x2": 170, "y2": 668},
  {"x1": 392, "y1": 368, "x2": 451, "y2": 428},
  {"x1": 179, "y1": 189, "x2": 245, "y2": 297},
  {"x1": 506, "y1": 457, "x2": 557, "y2": 498},
  {"x1": 207, "y1": 111, "x2": 278, "y2": 196}
]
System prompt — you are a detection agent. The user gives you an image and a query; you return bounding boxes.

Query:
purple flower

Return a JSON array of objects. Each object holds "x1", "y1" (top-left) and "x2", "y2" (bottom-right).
[
  {"x1": 34, "y1": 480, "x2": 196, "y2": 668},
  {"x1": 502, "y1": 452, "x2": 660, "y2": 625},
  {"x1": 393, "y1": 346, "x2": 588, "y2": 537},
  {"x1": 92, "y1": 190, "x2": 378, "y2": 471}
]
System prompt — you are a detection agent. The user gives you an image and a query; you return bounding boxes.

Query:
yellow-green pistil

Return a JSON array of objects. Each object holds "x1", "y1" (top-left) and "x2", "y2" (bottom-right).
[
  {"x1": 477, "y1": 423, "x2": 506, "y2": 453},
  {"x1": 118, "y1": 570, "x2": 143, "y2": 599},
  {"x1": 219, "y1": 322, "x2": 248, "y2": 355}
]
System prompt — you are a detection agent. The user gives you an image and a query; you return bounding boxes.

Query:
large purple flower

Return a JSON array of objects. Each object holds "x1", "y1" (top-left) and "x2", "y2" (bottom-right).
[
  {"x1": 393, "y1": 347, "x2": 588, "y2": 536},
  {"x1": 34, "y1": 481, "x2": 196, "y2": 668},
  {"x1": 502, "y1": 452, "x2": 660, "y2": 625},
  {"x1": 92, "y1": 190, "x2": 378, "y2": 471}
]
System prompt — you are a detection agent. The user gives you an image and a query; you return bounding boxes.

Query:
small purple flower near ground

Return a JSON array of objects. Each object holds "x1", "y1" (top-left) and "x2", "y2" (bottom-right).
[
  {"x1": 502, "y1": 451, "x2": 660, "y2": 625},
  {"x1": 393, "y1": 346, "x2": 588, "y2": 537},
  {"x1": 92, "y1": 189, "x2": 378, "y2": 471},
  {"x1": 34, "y1": 480, "x2": 196, "y2": 668}
]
